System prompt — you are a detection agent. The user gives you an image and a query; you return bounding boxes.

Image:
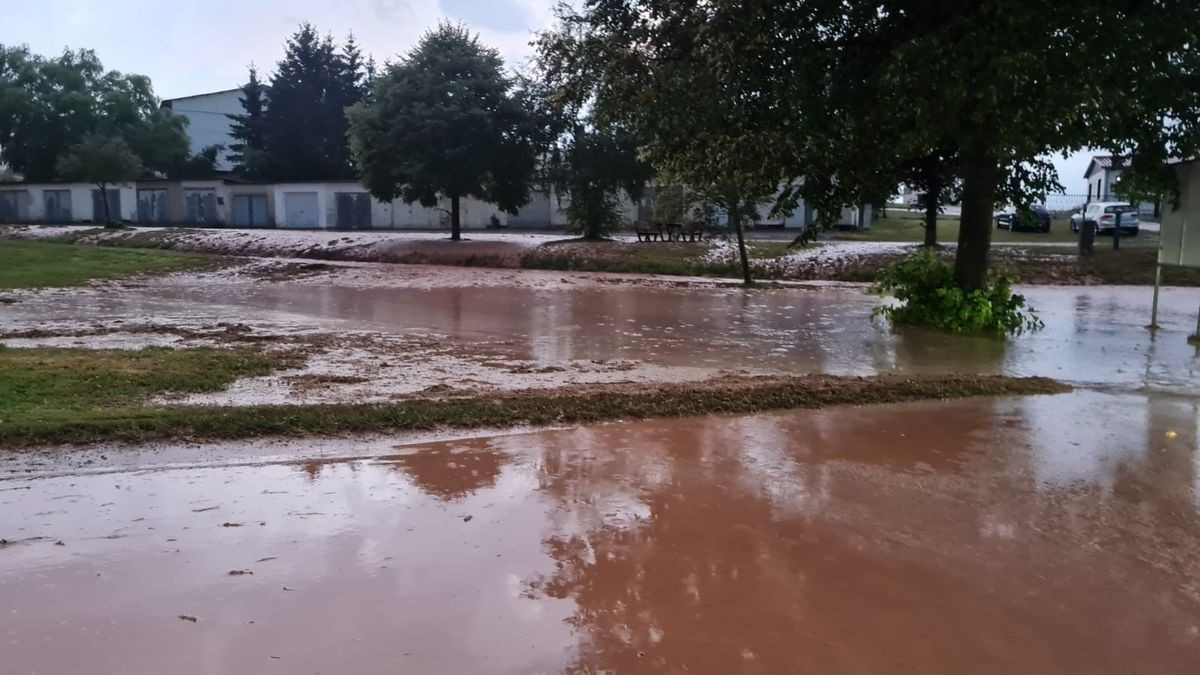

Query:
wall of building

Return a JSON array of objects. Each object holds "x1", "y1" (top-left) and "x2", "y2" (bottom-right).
[
  {"x1": 162, "y1": 89, "x2": 241, "y2": 172},
  {"x1": 1161, "y1": 161, "x2": 1200, "y2": 268},
  {"x1": 268, "y1": 182, "x2": 512, "y2": 229},
  {"x1": 0, "y1": 183, "x2": 137, "y2": 222}
]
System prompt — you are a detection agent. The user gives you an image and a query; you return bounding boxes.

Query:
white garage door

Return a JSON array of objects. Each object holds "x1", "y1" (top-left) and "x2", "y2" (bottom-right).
[{"x1": 283, "y1": 192, "x2": 319, "y2": 228}]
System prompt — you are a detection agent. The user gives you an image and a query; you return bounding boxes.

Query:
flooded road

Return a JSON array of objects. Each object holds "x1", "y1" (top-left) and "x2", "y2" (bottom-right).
[
  {"x1": 3, "y1": 263, "x2": 1200, "y2": 672},
  {"x1": 3, "y1": 392, "x2": 1199, "y2": 673}
]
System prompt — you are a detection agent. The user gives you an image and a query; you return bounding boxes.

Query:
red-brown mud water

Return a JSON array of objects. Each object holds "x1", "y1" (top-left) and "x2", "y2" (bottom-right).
[
  {"x1": 2, "y1": 392, "x2": 1200, "y2": 673},
  {"x1": 6, "y1": 268, "x2": 1199, "y2": 393},
  {"x1": 3, "y1": 268, "x2": 1200, "y2": 672}
]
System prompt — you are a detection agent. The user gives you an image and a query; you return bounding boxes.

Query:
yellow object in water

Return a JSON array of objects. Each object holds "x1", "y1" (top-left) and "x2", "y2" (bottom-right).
[{"x1": 1166, "y1": 430, "x2": 1178, "y2": 440}]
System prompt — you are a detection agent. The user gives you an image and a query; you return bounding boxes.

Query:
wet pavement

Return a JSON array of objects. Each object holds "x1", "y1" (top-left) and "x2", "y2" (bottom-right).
[{"x1": 3, "y1": 264, "x2": 1200, "y2": 673}]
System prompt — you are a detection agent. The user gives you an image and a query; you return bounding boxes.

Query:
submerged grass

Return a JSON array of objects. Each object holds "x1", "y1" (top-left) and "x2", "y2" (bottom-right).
[
  {"x1": 0, "y1": 239, "x2": 220, "y2": 289},
  {"x1": 0, "y1": 373, "x2": 1068, "y2": 447}
]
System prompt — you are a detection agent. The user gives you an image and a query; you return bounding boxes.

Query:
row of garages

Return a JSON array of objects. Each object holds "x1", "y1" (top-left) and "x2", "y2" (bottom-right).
[
  {"x1": 0, "y1": 180, "x2": 516, "y2": 229},
  {"x1": 0, "y1": 178, "x2": 863, "y2": 230}
]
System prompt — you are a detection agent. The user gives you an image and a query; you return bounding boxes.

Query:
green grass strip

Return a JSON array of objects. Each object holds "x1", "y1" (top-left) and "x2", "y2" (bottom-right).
[{"x1": 0, "y1": 374, "x2": 1069, "y2": 448}]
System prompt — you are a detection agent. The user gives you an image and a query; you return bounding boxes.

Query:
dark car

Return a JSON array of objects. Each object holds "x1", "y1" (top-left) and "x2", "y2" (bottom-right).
[{"x1": 995, "y1": 205, "x2": 1051, "y2": 232}]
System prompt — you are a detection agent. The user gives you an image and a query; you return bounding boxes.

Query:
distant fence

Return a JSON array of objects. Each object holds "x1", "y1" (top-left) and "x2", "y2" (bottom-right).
[{"x1": 1043, "y1": 193, "x2": 1159, "y2": 219}]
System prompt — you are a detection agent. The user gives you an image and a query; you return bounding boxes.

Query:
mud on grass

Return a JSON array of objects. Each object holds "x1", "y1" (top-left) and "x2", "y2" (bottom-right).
[
  {"x1": 521, "y1": 240, "x2": 792, "y2": 279},
  {"x1": 0, "y1": 373, "x2": 1068, "y2": 447}
]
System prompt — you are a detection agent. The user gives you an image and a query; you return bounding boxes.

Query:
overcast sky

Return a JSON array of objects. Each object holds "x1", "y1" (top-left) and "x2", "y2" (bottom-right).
[{"x1": 2, "y1": 0, "x2": 1093, "y2": 192}]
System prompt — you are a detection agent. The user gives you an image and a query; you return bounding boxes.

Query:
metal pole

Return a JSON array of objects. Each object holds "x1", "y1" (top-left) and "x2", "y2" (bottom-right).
[
  {"x1": 1113, "y1": 211, "x2": 1121, "y2": 250},
  {"x1": 1150, "y1": 263, "x2": 1162, "y2": 329}
]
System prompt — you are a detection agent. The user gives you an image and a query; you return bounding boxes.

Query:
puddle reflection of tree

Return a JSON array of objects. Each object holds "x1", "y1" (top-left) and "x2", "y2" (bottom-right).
[
  {"x1": 525, "y1": 406, "x2": 1200, "y2": 671},
  {"x1": 523, "y1": 408, "x2": 1004, "y2": 671},
  {"x1": 378, "y1": 440, "x2": 507, "y2": 501}
]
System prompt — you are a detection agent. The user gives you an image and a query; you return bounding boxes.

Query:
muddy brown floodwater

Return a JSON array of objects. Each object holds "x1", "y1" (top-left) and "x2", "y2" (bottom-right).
[
  {"x1": 2, "y1": 263, "x2": 1200, "y2": 673},
  {"x1": 3, "y1": 393, "x2": 1199, "y2": 673}
]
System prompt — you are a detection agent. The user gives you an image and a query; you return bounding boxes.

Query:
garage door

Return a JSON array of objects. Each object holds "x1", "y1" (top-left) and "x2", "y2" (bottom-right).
[
  {"x1": 137, "y1": 189, "x2": 168, "y2": 223},
  {"x1": 232, "y1": 194, "x2": 270, "y2": 227},
  {"x1": 0, "y1": 190, "x2": 31, "y2": 222},
  {"x1": 185, "y1": 190, "x2": 218, "y2": 225},
  {"x1": 284, "y1": 192, "x2": 319, "y2": 228},
  {"x1": 335, "y1": 192, "x2": 372, "y2": 229}
]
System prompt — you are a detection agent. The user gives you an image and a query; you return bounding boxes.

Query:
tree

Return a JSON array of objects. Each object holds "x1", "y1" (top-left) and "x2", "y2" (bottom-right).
[
  {"x1": 547, "y1": 1, "x2": 1200, "y2": 291},
  {"x1": 347, "y1": 23, "x2": 538, "y2": 241},
  {"x1": 902, "y1": 151, "x2": 961, "y2": 248},
  {"x1": 234, "y1": 25, "x2": 371, "y2": 180},
  {"x1": 226, "y1": 66, "x2": 269, "y2": 178},
  {"x1": 0, "y1": 44, "x2": 188, "y2": 180},
  {"x1": 56, "y1": 134, "x2": 143, "y2": 226},
  {"x1": 170, "y1": 144, "x2": 224, "y2": 179},
  {"x1": 536, "y1": 6, "x2": 794, "y2": 285},
  {"x1": 544, "y1": 123, "x2": 651, "y2": 240}
]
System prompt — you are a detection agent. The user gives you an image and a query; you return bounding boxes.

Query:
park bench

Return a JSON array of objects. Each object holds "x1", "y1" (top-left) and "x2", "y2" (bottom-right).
[{"x1": 635, "y1": 221, "x2": 661, "y2": 242}]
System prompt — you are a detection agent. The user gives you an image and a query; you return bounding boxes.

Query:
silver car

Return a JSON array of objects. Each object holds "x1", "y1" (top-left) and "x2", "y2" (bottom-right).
[{"x1": 1070, "y1": 202, "x2": 1139, "y2": 235}]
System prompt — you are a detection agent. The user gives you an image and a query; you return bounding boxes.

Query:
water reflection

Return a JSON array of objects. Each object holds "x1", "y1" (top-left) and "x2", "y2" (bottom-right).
[
  {"x1": 8, "y1": 277, "x2": 1196, "y2": 392},
  {"x1": 518, "y1": 393, "x2": 1200, "y2": 672},
  {"x1": 376, "y1": 441, "x2": 506, "y2": 501},
  {"x1": 3, "y1": 392, "x2": 1199, "y2": 672}
]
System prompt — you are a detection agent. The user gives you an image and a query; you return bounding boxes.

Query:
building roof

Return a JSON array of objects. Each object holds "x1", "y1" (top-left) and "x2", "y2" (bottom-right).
[
  {"x1": 161, "y1": 88, "x2": 242, "y2": 104},
  {"x1": 1084, "y1": 155, "x2": 1130, "y2": 179}
]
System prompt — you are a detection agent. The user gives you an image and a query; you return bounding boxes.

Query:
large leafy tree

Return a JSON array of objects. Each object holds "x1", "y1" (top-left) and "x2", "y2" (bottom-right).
[
  {"x1": 537, "y1": 5, "x2": 796, "y2": 285},
  {"x1": 545, "y1": 124, "x2": 650, "y2": 240},
  {"x1": 545, "y1": 1, "x2": 1200, "y2": 291},
  {"x1": 347, "y1": 23, "x2": 538, "y2": 241},
  {"x1": 232, "y1": 25, "x2": 371, "y2": 180},
  {"x1": 0, "y1": 45, "x2": 188, "y2": 180},
  {"x1": 56, "y1": 133, "x2": 143, "y2": 226}
]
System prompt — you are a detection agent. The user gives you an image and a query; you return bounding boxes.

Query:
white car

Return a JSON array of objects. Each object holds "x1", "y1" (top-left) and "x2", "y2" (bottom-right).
[{"x1": 1070, "y1": 202, "x2": 1139, "y2": 235}]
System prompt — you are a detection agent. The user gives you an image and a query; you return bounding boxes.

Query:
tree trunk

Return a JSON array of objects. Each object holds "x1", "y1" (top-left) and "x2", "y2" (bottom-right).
[
  {"x1": 450, "y1": 193, "x2": 461, "y2": 241},
  {"x1": 953, "y1": 151, "x2": 999, "y2": 291},
  {"x1": 99, "y1": 183, "x2": 114, "y2": 228},
  {"x1": 923, "y1": 181, "x2": 940, "y2": 248},
  {"x1": 730, "y1": 199, "x2": 753, "y2": 286}
]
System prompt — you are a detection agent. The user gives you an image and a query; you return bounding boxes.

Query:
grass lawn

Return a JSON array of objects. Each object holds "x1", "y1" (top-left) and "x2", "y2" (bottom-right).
[
  {"x1": 0, "y1": 346, "x2": 302, "y2": 427},
  {"x1": 0, "y1": 239, "x2": 220, "y2": 290},
  {"x1": 829, "y1": 210, "x2": 1158, "y2": 247}
]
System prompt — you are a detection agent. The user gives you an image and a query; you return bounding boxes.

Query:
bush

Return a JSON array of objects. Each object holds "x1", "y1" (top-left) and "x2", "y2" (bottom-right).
[{"x1": 871, "y1": 250, "x2": 1042, "y2": 335}]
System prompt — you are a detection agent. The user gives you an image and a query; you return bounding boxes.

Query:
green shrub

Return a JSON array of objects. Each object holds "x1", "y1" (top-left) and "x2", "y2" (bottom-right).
[{"x1": 870, "y1": 250, "x2": 1042, "y2": 335}]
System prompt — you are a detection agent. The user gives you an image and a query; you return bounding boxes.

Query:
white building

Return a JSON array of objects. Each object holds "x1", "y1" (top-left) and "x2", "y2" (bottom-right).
[
  {"x1": 161, "y1": 89, "x2": 242, "y2": 172},
  {"x1": 270, "y1": 181, "x2": 510, "y2": 230},
  {"x1": 0, "y1": 182, "x2": 138, "y2": 223},
  {"x1": 1083, "y1": 155, "x2": 1129, "y2": 202}
]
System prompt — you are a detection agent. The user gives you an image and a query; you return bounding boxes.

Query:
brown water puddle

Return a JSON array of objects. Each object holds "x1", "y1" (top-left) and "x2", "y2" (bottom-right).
[
  {"x1": 3, "y1": 390, "x2": 1198, "y2": 673},
  {"x1": 5, "y1": 267, "x2": 1198, "y2": 394}
]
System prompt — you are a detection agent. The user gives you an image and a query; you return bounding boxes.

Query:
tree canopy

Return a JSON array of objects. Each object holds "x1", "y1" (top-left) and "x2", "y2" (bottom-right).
[
  {"x1": 539, "y1": 0, "x2": 1200, "y2": 290},
  {"x1": 347, "y1": 23, "x2": 538, "y2": 241},
  {"x1": 55, "y1": 133, "x2": 143, "y2": 224},
  {"x1": 0, "y1": 44, "x2": 190, "y2": 181},
  {"x1": 228, "y1": 25, "x2": 373, "y2": 180}
]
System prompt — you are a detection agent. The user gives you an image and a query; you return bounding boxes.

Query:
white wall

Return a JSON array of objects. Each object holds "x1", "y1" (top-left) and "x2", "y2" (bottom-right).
[
  {"x1": 163, "y1": 89, "x2": 241, "y2": 171},
  {"x1": 4, "y1": 183, "x2": 136, "y2": 222},
  {"x1": 270, "y1": 182, "x2": 513, "y2": 229}
]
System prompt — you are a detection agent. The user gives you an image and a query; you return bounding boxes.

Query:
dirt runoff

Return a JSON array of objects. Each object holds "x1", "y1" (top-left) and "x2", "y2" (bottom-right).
[{"x1": 4, "y1": 223, "x2": 1156, "y2": 285}]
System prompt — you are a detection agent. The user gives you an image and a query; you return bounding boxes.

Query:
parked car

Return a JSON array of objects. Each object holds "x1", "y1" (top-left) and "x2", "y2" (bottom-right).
[
  {"x1": 1071, "y1": 201, "x2": 1139, "y2": 235},
  {"x1": 994, "y1": 204, "x2": 1051, "y2": 232}
]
